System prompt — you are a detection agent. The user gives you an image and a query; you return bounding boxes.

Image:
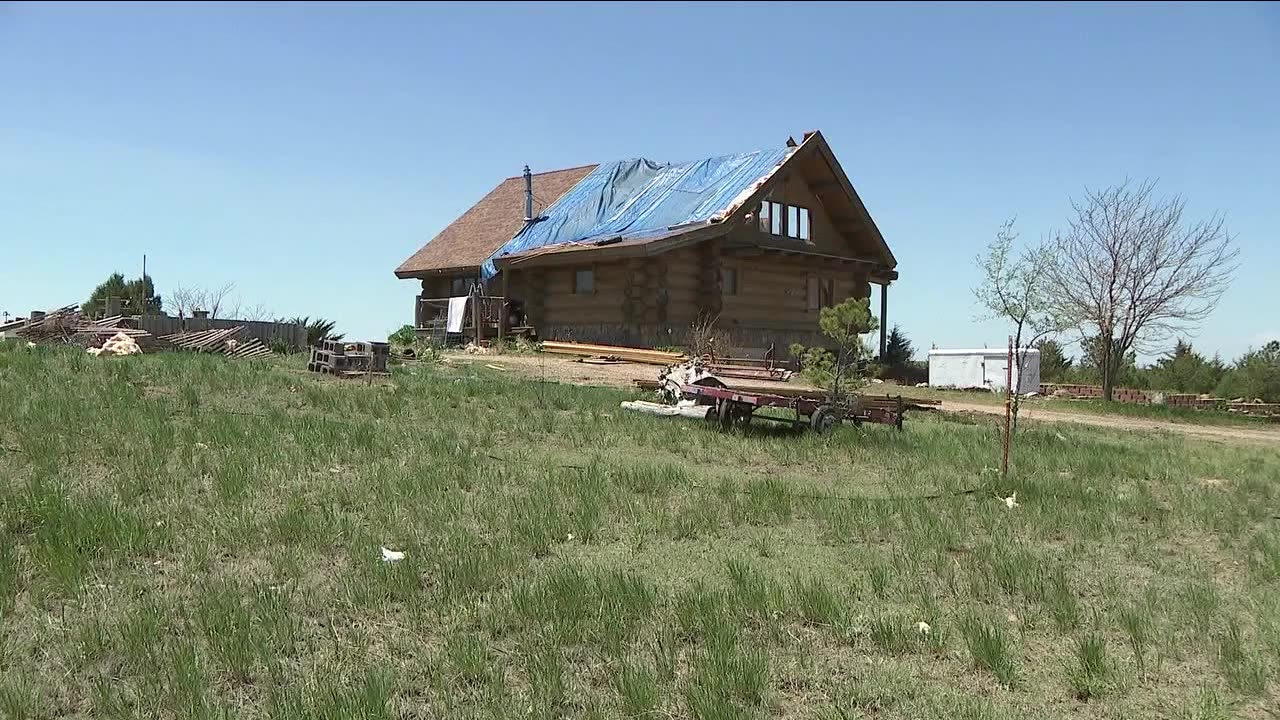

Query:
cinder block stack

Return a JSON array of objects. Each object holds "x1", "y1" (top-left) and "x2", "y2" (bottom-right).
[{"x1": 308, "y1": 339, "x2": 390, "y2": 375}]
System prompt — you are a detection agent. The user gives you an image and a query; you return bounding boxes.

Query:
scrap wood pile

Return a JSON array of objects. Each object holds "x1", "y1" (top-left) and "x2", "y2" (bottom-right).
[
  {"x1": 14, "y1": 306, "x2": 157, "y2": 348},
  {"x1": 308, "y1": 338, "x2": 390, "y2": 376}
]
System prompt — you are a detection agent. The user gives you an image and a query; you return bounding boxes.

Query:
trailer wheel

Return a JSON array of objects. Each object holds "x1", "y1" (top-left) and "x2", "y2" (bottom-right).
[
  {"x1": 810, "y1": 405, "x2": 839, "y2": 434},
  {"x1": 719, "y1": 400, "x2": 752, "y2": 430}
]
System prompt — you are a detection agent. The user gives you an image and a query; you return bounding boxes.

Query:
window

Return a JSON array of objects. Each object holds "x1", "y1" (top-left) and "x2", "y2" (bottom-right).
[
  {"x1": 573, "y1": 268, "x2": 594, "y2": 295},
  {"x1": 761, "y1": 201, "x2": 811, "y2": 241},
  {"x1": 807, "y1": 276, "x2": 834, "y2": 310},
  {"x1": 449, "y1": 277, "x2": 473, "y2": 296},
  {"x1": 720, "y1": 266, "x2": 737, "y2": 296}
]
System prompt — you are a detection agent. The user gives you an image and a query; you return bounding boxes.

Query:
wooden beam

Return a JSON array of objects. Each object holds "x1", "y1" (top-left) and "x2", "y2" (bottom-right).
[{"x1": 879, "y1": 284, "x2": 888, "y2": 358}]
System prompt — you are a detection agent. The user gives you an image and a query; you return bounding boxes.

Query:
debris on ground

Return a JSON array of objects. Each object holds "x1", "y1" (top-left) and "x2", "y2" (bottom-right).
[
  {"x1": 380, "y1": 547, "x2": 405, "y2": 563},
  {"x1": 916, "y1": 621, "x2": 932, "y2": 636},
  {"x1": 621, "y1": 399, "x2": 714, "y2": 420},
  {"x1": 87, "y1": 332, "x2": 142, "y2": 356},
  {"x1": 484, "y1": 364, "x2": 506, "y2": 371},
  {"x1": 1003, "y1": 493, "x2": 1019, "y2": 509},
  {"x1": 464, "y1": 342, "x2": 489, "y2": 355}
]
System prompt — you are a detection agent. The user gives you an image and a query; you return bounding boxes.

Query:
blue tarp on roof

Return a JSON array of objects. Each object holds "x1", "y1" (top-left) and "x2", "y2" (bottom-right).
[{"x1": 480, "y1": 147, "x2": 791, "y2": 280}]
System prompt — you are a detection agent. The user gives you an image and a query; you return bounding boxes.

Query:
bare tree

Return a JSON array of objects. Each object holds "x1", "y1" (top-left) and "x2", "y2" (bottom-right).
[
  {"x1": 169, "y1": 282, "x2": 239, "y2": 323},
  {"x1": 170, "y1": 285, "x2": 199, "y2": 320},
  {"x1": 974, "y1": 218, "x2": 1064, "y2": 433},
  {"x1": 200, "y1": 282, "x2": 237, "y2": 319},
  {"x1": 240, "y1": 303, "x2": 274, "y2": 322},
  {"x1": 1047, "y1": 180, "x2": 1237, "y2": 401}
]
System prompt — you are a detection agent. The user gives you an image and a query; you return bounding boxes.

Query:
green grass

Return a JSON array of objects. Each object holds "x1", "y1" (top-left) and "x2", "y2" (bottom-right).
[
  {"x1": 2, "y1": 345, "x2": 1279, "y2": 718},
  {"x1": 1066, "y1": 633, "x2": 1113, "y2": 700}
]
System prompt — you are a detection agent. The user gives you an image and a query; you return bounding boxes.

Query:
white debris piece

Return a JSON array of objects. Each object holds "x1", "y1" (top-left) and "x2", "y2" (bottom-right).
[
  {"x1": 463, "y1": 342, "x2": 488, "y2": 355},
  {"x1": 1003, "y1": 492, "x2": 1019, "y2": 509},
  {"x1": 621, "y1": 400, "x2": 713, "y2": 420},
  {"x1": 916, "y1": 621, "x2": 931, "y2": 636},
  {"x1": 88, "y1": 332, "x2": 141, "y2": 356},
  {"x1": 380, "y1": 547, "x2": 405, "y2": 563},
  {"x1": 26, "y1": 341, "x2": 36, "y2": 348},
  {"x1": 566, "y1": 533, "x2": 575, "y2": 542}
]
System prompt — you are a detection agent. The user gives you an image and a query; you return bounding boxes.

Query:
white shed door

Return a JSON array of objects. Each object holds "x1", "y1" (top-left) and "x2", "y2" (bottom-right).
[{"x1": 983, "y1": 356, "x2": 1008, "y2": 390}]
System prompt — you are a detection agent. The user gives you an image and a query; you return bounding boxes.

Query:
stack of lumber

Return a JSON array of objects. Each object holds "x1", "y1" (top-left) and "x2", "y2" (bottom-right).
[
  {"x1": 707, "y1": 363, "x2": 792, "y2": 381},
  {"x1": 542, "y1": 341, "x2": 686, "y2": 366}
]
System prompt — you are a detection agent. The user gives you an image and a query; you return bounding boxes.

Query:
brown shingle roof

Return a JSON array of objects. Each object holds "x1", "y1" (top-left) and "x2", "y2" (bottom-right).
[{"x1": 394, "y1": 164, "x2": 597, "y2": 278}]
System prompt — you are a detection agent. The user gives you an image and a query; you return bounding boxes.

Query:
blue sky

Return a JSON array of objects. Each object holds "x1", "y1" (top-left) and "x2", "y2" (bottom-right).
[{"x1": 2, "y1": 2, "x2": 1277, "y2": 361}]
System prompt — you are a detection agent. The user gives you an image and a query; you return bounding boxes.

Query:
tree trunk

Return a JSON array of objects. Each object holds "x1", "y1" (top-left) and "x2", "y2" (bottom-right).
[{"x1": 1096, "y1": 333, "x2": 1112, "y2": 402}]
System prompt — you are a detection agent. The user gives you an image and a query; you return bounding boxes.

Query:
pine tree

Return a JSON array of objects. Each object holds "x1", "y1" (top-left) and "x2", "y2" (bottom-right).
[{"x1": 880, "y1": 325, "x2": 914, "y2": 368}]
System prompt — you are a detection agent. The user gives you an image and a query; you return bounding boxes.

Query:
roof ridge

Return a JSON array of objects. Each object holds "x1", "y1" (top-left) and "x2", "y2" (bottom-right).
[{"x1": 504, "y1": 163, "x2": 599, "y2": 180}]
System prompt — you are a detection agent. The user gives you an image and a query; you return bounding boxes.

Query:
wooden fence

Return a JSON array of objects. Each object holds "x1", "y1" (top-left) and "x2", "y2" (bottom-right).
[{"x1": 136, "y1": 316, "x2": 307, "y2": 349}]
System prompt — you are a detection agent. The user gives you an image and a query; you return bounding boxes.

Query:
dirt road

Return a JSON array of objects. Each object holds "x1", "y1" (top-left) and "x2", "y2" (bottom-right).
[
  {"x1": 459, "y1": 353, "x2": 1279, "y2": 447},
  {"x1": 944, "y1": 400, "x2": 1280, "y2": 446}
]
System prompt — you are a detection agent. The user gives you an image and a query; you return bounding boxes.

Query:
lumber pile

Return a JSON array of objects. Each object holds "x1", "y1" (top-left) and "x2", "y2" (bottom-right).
[
  {"x1": 308, "y1": 339, "x2": 390, "y2": 376},
  {"x1": 162, "y1": 326, "x2": 245, "y2": 352},
  {"x1": 707, "y1": 363, "x2": 792, "y2": 381},
  {"x1": 161, "y1": 326, "x2": 272, "y2": 361},
  {"x1": 223, "y1": 338, "x2": 273, "y2": 360},
  {"x1": 542, "y1": 341, "x2": 686, "y2": 366}
]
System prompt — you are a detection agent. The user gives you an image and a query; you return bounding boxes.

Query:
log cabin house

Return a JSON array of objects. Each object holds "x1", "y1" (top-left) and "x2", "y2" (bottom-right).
[{"x1": 394, "y1": 130, "x2": 898, "y2": 355}]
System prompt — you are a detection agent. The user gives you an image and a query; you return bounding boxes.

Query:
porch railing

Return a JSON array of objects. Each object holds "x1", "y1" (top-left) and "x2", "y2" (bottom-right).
[{"x1": 415, "y1": 294, "x2": 508, "y2": 343}]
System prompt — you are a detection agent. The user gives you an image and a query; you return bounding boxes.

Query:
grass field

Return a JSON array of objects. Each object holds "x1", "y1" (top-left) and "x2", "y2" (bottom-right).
[{"x1": 2, "y1": 345, "x2": 1278, "y2": 719}]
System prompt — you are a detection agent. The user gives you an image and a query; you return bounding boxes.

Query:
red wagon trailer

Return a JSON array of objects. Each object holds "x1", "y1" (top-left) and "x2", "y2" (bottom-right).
[{"x1": 677, "y1": 383, "x2": 904, "y2": 433}]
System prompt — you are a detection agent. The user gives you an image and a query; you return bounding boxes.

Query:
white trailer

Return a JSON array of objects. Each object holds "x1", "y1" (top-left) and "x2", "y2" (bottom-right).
[{"x1": 927, "y1": 348, "x2": 1040, "y2": 394}]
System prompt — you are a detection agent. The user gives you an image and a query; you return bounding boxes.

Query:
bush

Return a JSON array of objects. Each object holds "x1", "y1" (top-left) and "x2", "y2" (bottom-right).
[
  {"x1": 688, "y1": 315, "x2": 734, "y2": 360},
  {"x1": 388, "y1": 325, "x2": 416, "y2": 346}
]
